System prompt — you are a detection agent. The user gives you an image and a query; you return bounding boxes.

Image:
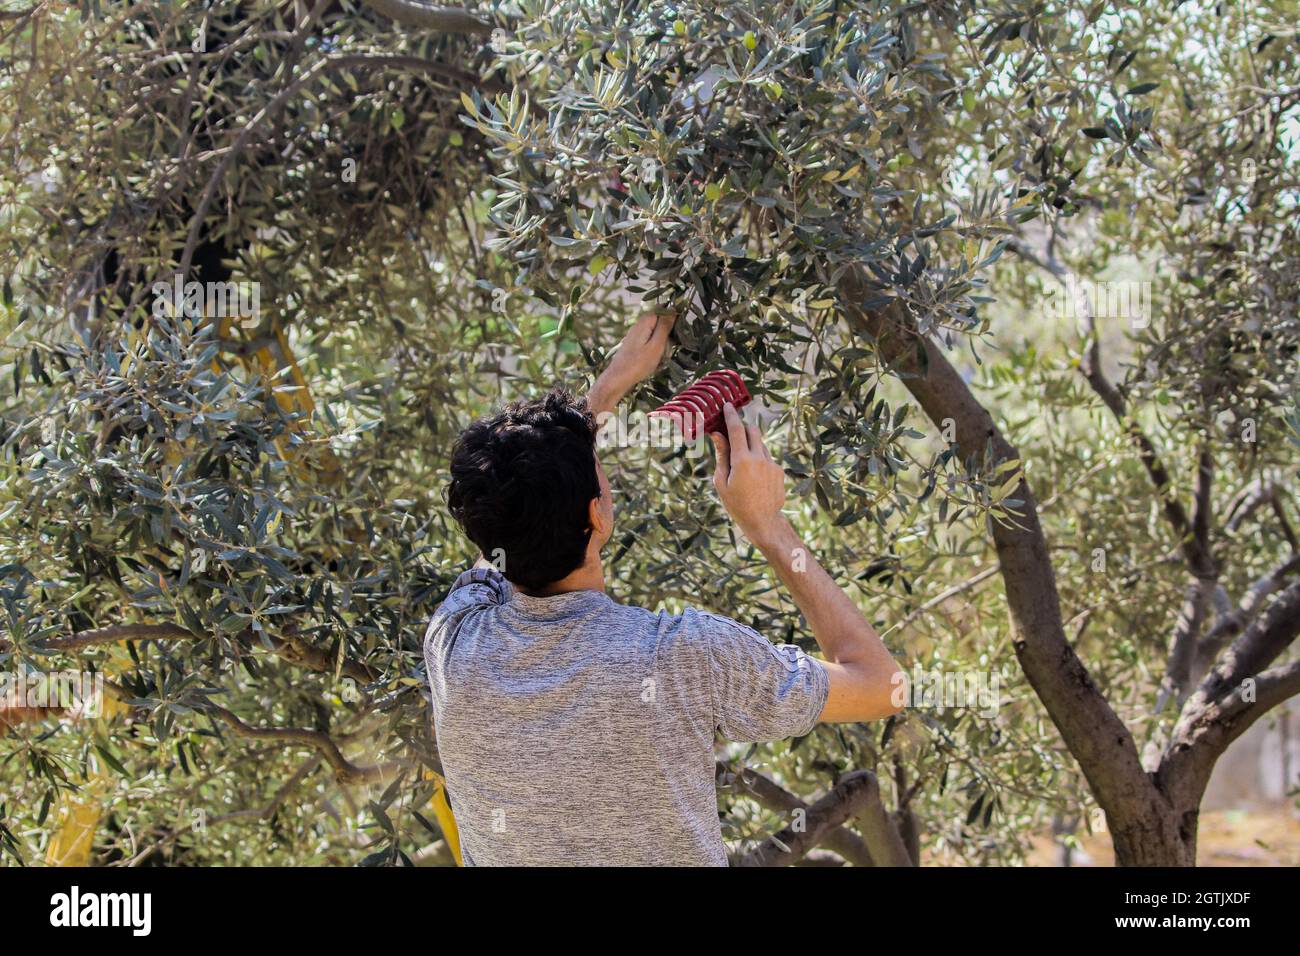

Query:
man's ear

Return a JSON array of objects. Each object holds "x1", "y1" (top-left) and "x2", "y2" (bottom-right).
[{"x1": 588, "y1": 494, "x2": 609, "y2": 538}]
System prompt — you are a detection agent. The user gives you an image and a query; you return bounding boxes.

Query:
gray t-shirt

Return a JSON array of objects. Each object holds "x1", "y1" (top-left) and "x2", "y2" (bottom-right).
[{"x1": 423, "y1": 567, "x2": 829, "y2": 866}]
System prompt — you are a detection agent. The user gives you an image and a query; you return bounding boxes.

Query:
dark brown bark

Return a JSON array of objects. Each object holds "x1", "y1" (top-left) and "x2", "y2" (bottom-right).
[
  {"x1": 838, "y1": 277, "x2": 1191, "y2": 865},
  {"x1": 724, "y1": 764, "x2": 875, "y2": 865},
  {"x1": 199, "y1": 699, "x2": 398, "y2": 784},
  {"x1": 1160, "y1": 580, "x2": 1300, "y2": 812},
  {"x1": 358, "y1": 0, "x2": 493, "y2": 33},
  {"x1": 998, "y1": 237, "x2": 1300, "y2": 865},
  {"x1": 735, "y1": 770, "x2": 912, "y2": 867}
]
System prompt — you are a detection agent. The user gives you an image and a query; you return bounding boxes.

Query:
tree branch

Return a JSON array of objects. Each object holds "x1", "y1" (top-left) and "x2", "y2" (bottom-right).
[
  {"x1": 724, "y1": 764, "x2": 874, "y2": 866},
  {"x1": 325, "y1": 53, "x2": 508, "y2": 94},
  {"x1": 837, "y1": 275, "x2": 1170, "y2": 861},
  {"x1": 1224, "y1": 478, "x2": 1296, "y2": 548},
  {"x1": 1010, "y1": 239, "x2": 1224, "y2": 711},
  {"x1": 1007, "y1": 238, "x2": 1213, "y2": 574},
  {"x1": 1206, "y1": 578, "x2": 1300, "y2": 694},
  {"x1": 1225, "y1": 478, "x2": 1271, "y2": 532},
  {"x1": 179, "y1": 45, "x2": 506, "y2": 278},
  {"x1": 1157, "y1": 576, "x2": 1215, "y2": 712},
  {"x1": 201, "y1": 702, "x2": 398, "y2": 785},
  {"x1": 1194, "y1": 553, "x2": 1300, "y2": 672},
  {"x1": 1162, "y1": 577, "x2": 1300, "y2": 805},
  {"x1": 892, "y1": 563, "x2": 1001, "y2": 633},
  {"x1": 1191, "y1": 445, "x2": 1214, "y2": 563},
  {"x1": 1272, "y1": 495, "x2": 1299, "y2": 553},
  {"x1": 1216, "y1": 658, "x2": 1300, "y2": 732},
  {"x1": 13, "y1": 621, "x2": 380, "y2": 685},
  {"x1": 735, "y1": 770, "x2": 911, "y2": 867},
  {"x1": 179, "y1": 56, "x2": 332, "y2": 277},
  {"x1": 29, "y1": 622, "x2": 194, "y2": 651},
  {"x1": 358, "y1": 0, "x2": 493, "y2": 34},
  {"x1": 1162, "y1": 649, "x2": 1300, "y2": 808}
]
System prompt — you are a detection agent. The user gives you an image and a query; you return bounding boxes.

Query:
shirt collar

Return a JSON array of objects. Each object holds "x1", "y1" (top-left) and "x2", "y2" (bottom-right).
[{"x1": 508, "y1": 587, "x2": 613, "y2": 621}]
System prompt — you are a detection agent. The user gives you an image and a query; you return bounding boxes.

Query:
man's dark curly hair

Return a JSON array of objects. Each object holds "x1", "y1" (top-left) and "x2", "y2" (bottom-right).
[{"x1": 447, "y1": 387, "x2": 601, "y2": 590}]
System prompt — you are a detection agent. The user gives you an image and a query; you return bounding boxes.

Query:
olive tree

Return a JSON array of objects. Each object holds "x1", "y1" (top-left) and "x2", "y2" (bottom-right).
[{"x1": 1, "y1": 0, "x2": 1296, "y2": 866}]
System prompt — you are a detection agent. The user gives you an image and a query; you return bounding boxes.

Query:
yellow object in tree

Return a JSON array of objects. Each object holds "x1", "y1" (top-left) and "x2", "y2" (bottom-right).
[
  {"x1": 45, "y1": 775, "x2": 109, "y2": 867},
  {"x1": 46, "y1": 666, "x2": 128, "y2": 867},
  {"x1": 427, "y1": 770, "x2": 462, "y2": 866},
  {"x1": 212, "y1": 314, "x2": 341, "y2": 482}
]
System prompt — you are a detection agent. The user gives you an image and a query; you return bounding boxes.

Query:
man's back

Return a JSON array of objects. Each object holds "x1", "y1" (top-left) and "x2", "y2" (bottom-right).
[{"x1": 423, "y1": 568, "x2": 828, "y2": 866}]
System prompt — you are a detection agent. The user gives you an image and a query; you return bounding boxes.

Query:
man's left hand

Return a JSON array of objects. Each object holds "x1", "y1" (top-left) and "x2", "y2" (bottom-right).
[{"x1": 587, "y1": 311, "x2": 676, "y2": 417}]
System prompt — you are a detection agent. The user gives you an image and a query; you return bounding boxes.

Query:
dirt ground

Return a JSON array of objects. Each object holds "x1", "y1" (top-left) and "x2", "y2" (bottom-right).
[{"x1": 1024, "y1": 806, "x2": 1300, "y2": 866}]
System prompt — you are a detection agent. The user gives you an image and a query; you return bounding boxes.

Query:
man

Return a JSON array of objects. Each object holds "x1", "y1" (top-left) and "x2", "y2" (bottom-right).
[{"x1": 425, "y1": 312, "x2": 905, "y2": 865}]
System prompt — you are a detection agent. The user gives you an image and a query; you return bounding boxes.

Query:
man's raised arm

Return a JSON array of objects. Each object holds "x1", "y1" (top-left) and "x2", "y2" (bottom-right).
[
  {"x1": 709, "y1": 403, "x2": 906, "y2": 723},
  {"x1": 585, "y1": 311, "x2": 675, "y2": 418}
]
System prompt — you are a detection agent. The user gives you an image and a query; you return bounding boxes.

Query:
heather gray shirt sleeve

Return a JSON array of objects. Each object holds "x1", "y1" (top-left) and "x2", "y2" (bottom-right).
[
  {"x1": 439, "y1": 566, "x2": 513, "y2": 613},
  {"x1": 426, "y1": 567, "x2": 512, "y2": 651},
  {"x1": 687, "y1": 609, "x2": 829, "y2": 743}
]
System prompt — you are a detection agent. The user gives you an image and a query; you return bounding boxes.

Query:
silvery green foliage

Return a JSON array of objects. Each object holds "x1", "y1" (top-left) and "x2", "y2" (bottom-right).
[{"x1": 1, "y1": 0, "x2": 1296, "y2": 865}]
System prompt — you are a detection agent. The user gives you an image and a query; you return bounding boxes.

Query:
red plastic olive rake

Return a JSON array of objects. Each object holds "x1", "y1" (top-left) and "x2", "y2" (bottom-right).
[{"x1": 649, "y1": 369, "x2": 751, "y2": 441}]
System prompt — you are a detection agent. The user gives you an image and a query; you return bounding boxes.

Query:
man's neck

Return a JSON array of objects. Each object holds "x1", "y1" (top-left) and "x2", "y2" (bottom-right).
[{"x1": 521, "y1": 560, "x2": 605, "y2": 598}]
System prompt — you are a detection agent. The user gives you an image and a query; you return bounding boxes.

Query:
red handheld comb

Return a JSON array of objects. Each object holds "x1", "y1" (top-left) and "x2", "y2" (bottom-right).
[{"x1": 649, "y1": 370, "x2": 752, "y2": 441}]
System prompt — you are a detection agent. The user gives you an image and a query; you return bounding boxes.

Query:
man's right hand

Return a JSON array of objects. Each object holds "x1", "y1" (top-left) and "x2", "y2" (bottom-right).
[{"x1": 709, "y1": 403, "x2": 788, "y2": 547}]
